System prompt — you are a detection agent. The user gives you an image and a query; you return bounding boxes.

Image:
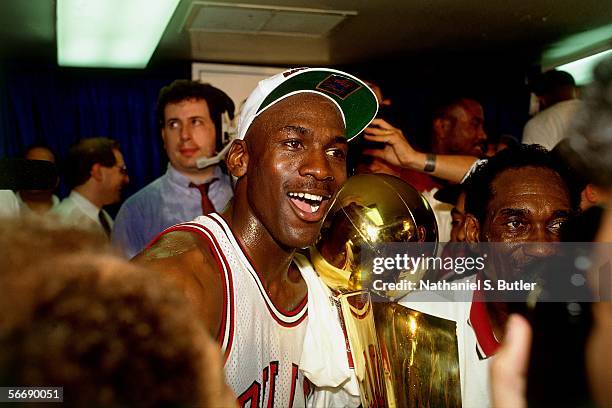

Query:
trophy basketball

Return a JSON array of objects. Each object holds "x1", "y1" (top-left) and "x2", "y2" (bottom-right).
[{"x1": 311, "y1": 174, "x2": 462, "y2": 407}]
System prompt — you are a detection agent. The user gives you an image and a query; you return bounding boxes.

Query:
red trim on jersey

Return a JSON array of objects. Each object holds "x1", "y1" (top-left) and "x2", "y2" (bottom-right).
[
  {"x1": 178, "y1": 221, "x2": 236, "y2": 361},
  {"x1": 237, "y1": 381, "x2": 261, "y2": 408},
  {"x1": 349, "y1": 297, "x2": 371, "y2": 320},
  {"x1": 144, "y1": 224, "x2": 176, "y2": 250},
  {"x1": 152, "y1": 220, "x2": 235, "y2": 362},
  {"x1": 207, "y1": 213, "x2": 308, "y2": 327},
  {"x1": 334, "y1": 300, "x2": 355, "y2": 369},
  {"x1": 469, "y1": 289, "x2": 500, "y2": 358},
  {"x1": 303, "y1": 376, "x2": 312, "y2": 402},
  {"x1": 262, "y1": 365, "x2": 269, "y2": 406},
  {"x1": 288, "y1": 363, "x2": 300, "y2": 408},
  {"x1": 266, "y1": 361, "x2": 279, "y2": 408}
]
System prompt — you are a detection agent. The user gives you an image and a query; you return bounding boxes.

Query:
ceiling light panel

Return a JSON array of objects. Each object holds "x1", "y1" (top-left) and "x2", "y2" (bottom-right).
[
  {"x1": 262, "y1": 12, "x2": 346, "y2": 36},
  {"x1": 57, "y1": 0, "x2": 181, "y2": 68},
  {"x1": 184, "y1": 2, "x2": 357, "y2": 37},
  {"x1": 555, "y1": 49, "x2": 612, "y2": 85},
  {"x1": 190, "y1": 6, "x2": 272, "y2": 32}
]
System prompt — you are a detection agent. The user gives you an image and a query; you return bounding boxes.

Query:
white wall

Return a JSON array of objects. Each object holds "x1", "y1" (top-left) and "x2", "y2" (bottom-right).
[{"x1": 192, "y1": 63, "x2": 284, "y2": 112}]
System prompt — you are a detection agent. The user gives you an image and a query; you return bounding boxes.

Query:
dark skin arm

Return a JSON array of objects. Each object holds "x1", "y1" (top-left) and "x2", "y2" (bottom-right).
[
  {"x1": 363, "y1": 118, "x2": 478, "y2": 182},
  {"x1": 133, "y1": 231, "x2": 223, "y2": 339}
]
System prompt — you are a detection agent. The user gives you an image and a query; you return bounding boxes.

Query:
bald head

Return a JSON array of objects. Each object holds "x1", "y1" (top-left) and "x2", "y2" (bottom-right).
[{"x1": 24, "y1": 146, "x2": 55, "y2": 163}]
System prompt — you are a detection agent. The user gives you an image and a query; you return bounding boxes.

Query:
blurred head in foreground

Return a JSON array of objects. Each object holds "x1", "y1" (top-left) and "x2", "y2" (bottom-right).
[{"x1": 0, "y1": 218, "x2": 235, "y2": 407}]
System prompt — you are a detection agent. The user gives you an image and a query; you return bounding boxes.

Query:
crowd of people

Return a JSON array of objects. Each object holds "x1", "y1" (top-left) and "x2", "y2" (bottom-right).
[{"x1": 1, "y1": 57, "x2": 611, "y2": 407}]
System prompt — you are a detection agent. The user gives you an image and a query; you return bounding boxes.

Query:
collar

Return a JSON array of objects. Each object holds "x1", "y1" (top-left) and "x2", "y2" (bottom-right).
[
  {"x1": 166, "y1": 163, "x2": 222, "y2": 188},
  {"x1": 468, "y1": 287, "x2": 500, "y2": 359},
  {"x1": 16, "y1": 191, "x2": 60, "y2": 206},
  {"x1": 69, "y1": 190, "x2": 101, "y2": 219}
]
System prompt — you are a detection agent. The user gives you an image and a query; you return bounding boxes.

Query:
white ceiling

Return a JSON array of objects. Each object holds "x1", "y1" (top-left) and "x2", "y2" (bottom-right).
[{"x1": 1, "y1": 0, "x2": 611, "y2": 67}]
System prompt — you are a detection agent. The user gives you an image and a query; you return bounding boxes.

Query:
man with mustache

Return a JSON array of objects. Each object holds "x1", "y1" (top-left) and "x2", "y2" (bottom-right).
[
  {"x1": 400, "y1": 144, "x2": 576, "y2": 407},
  {"x1": 135, "y1": 68, "x2": 377, "y2": 407}
]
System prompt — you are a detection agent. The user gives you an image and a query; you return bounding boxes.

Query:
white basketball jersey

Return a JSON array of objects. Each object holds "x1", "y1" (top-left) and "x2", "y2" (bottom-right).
[{"x1": 160, "y1": 213, "x2": 310, "y2": 407}]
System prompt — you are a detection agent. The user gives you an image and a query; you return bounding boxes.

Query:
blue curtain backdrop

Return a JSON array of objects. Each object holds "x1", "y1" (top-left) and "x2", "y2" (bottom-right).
[
  {"x1": 0, "y1": 60, "x2": 531, "y2": 213},
  {"x1": 0, "y1": 64, "x2": 189, "y2": 207}
]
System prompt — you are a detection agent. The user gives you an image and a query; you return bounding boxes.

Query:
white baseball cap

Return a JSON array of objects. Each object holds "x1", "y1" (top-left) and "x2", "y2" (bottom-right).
[{"x1": 236, "y1": 67, "x2": 378, "y2": 141}]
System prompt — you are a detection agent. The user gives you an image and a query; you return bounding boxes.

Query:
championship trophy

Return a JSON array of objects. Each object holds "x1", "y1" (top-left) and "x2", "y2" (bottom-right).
[{"x1": 310, "y1": 174, "x2": 462, "y2": 407}]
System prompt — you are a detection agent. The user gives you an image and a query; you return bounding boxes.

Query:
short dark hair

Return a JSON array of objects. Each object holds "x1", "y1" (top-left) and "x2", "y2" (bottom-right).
[
  {"x1": 156, "y1": 80, "x2": 235, "y2": 150},
  {"x1": 550, "y1": 139, "x2": 589, "y2": 194},
  {"x1": 464, "y1": 144, "x2": 578, "y2": 224},
  {"x1": 64, "y1": 137, "x2": 119, "y2": 189},
  {"x1": 532, "y1": 70, "x2": 576, "y2": 96}
]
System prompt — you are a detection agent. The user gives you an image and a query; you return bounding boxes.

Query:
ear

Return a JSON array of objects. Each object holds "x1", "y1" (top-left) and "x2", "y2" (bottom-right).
[
  {"x1": 584, "y1": 184, "x2": 599, "y2": 204},
  {"x1": 225, "y1": 140, "x2": 248, "y2": 178},
  {"x1": 464, "y1": 214, "x2": 481, "y2": 243},
  {"x1": 91, "y1": 163, "x2": 104, "y2": 182},
  {"x1": 456, "y1": 217, "x2": 468, "y2": 242}
]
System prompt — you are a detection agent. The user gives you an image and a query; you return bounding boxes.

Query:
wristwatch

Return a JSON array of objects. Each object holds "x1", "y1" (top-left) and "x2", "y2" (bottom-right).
[{"x1": 424, "y1": 153, "x2": 436, "y2": 173}]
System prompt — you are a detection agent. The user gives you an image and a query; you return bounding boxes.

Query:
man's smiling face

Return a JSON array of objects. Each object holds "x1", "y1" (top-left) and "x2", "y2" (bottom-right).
[
  {"x1": 481, "y1": 166, "x2": 571, "y2": 278},
  {"x1": 244, "y1": 92, "x2": 348, "y2": 249}
]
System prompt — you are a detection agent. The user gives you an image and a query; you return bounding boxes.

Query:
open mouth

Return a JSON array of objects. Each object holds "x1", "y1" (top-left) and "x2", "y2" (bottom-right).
[{"x1": 287, "y1": 191, "x2": 331, "y2": 221}]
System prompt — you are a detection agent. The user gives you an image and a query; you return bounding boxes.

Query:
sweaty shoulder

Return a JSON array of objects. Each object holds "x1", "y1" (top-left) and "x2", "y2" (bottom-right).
[{"x1": 133, "y1": 229, "x2": 223, "y2": 337}]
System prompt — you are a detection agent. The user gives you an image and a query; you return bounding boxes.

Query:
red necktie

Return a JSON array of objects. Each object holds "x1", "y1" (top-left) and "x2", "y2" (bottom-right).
[{"x1": 189, "y1": 180, "x2": 217, "y2": 215}]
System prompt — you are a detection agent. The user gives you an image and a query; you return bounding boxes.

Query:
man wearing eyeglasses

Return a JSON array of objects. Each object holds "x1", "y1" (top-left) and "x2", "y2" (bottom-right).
[{"x1": 54, "y1": 137, "x2": 129, "y2": 239}]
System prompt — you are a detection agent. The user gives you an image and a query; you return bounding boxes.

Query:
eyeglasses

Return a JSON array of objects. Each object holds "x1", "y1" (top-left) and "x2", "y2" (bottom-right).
[{"x1": 115, "y1": 164, "x2": 128, "y2": 176}]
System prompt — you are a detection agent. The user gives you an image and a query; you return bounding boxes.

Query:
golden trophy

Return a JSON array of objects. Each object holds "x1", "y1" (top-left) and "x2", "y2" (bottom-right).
[{"x1": 311, "y1": 174, "x2": 462, "y2": 407}]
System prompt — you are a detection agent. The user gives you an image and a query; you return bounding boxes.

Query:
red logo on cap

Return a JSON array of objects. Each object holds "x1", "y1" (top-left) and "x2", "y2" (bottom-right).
[{"x1": 316, "y1": 74, "x2": 362, "y2": 100}]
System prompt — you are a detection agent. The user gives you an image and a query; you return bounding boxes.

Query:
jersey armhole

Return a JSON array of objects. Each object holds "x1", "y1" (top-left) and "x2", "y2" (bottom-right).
[{"x1": 149, "y1": 221, "x2": 235, "y2": 361}]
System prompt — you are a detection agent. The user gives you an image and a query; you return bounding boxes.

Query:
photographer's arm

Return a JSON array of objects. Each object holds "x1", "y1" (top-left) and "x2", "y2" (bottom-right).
[{"x1": 363, "y1": 118, "x2": 478, "y2": 183}]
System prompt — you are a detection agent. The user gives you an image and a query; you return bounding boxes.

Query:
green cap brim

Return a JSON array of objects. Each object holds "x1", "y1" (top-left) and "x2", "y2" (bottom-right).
[{"x1": 258, "y1": 70, "x2": 378, "y2": 140}]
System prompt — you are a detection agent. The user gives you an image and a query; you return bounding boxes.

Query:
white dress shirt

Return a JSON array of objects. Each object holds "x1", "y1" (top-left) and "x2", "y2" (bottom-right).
[{"x1": 53, "y1": 190, "x2": 113, "y2": 236}]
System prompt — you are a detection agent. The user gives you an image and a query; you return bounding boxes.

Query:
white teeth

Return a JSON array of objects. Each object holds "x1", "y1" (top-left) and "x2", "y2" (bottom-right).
[
  {"x1": 304, "y1": 193, "x2": 322, "y2": 202},
  {"x1": 288, "y1": 192, "x2": 323, "y2": 202},
  {"x1": 310, "y1": 204, "x2": 320, "y2": 213}
]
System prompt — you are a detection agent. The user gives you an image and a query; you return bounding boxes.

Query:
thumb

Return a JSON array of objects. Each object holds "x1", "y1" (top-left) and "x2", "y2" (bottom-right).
[{"x1": 490, "y1": 314, "x2": 532, "y2": 408}]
